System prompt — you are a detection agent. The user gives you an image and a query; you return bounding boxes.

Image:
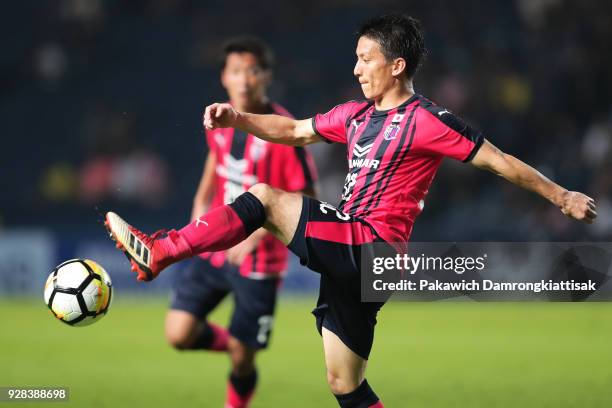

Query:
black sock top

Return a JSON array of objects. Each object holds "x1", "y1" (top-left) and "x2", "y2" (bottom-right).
[{"x1": 334, "y1": 379, "x2": 380, "y2": 408}]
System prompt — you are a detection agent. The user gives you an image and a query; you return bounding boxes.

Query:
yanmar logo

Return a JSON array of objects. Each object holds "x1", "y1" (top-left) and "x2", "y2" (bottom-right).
[{"x1": 350, "y1": 143, "x2": 379, "y2": 169}]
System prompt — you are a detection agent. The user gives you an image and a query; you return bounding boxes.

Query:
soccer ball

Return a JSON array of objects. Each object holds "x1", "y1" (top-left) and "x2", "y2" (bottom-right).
[{"x1": 43, "y1": 259, "x2": 113, "y2": 326}]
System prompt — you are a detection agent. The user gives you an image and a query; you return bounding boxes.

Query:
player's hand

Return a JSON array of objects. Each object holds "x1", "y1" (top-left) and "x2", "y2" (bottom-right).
[
  {"x1": 560, "y1": 191, "x2": 597, "y2": 223},
  {"x1": 203, "y1": 103, "x2": 238, "y2": 130}
]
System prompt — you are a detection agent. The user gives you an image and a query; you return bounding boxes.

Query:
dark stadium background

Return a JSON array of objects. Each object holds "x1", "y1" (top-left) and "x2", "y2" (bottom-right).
[
  {"x1": 1, "y1": 1, "x2": 612, "y2": 407},
  {"x1": 3, "y1": 0, "x2": 611, "y2": 240}
]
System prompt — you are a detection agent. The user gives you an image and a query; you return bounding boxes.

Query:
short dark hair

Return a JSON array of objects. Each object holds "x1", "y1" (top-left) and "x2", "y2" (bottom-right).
[
  {"x1": 220, "y1": 36, "x2": 275, "y2": 71},
  {"x1": 357, "y1": 14, "x2": 426, "y2": 79}
]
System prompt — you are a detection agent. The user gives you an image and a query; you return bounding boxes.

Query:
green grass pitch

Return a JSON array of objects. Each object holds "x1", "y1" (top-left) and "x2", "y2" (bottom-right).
[{"x1": 1, "y1": 297, "x2": 612, "y2": 407}]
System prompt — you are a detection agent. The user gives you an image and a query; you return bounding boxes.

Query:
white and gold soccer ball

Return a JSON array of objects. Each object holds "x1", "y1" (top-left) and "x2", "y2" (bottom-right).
[{"x1": 43, "y1": 259, "x2": 113, "y2": 326}]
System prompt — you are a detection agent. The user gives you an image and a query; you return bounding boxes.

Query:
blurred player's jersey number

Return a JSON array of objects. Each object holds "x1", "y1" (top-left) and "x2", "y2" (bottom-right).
[{"x1": 257, "y1": 315, "x2": 273, "y2": 344}]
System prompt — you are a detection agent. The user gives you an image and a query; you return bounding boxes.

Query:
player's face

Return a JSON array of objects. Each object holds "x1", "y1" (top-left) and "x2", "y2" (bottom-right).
[
  {"x1": 354, "y1": 36, "x2": 396, "y2": 100},
  {"x1": 221, "y1": 52, "x2": 270, "y2": 109}
]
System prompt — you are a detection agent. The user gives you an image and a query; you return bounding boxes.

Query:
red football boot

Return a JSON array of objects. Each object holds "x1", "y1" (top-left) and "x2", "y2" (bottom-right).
[{"x1": 104, "y1": 212, "x2": 192, "y2": 281}]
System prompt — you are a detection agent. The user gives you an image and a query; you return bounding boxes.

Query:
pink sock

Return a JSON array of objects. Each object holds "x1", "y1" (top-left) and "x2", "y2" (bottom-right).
[
  {"x1": 225, "y1": 381, "x2": 254, "y2": 408},
  {"x1": 369, "y1": 401, "x2": 384, "y2": 408},
  {"x1": 179, "y1": 205, "x2": 249, "y2": 254},
  {"x1": 208, "y1": 322, "x2": 229, "y2": 352}
]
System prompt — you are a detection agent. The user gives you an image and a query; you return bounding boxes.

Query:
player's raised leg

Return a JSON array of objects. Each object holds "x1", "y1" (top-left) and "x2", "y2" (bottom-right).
[
  {"x1": 323, "y1": 328, "x2": 383, "y2": 408},
  {"x1": 105, "y1": 183, "x2": 302, "y2": 281}
]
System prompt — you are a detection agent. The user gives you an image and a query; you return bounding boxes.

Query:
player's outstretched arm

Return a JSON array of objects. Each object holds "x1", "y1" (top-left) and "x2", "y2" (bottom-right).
[
  {"x1": 470, "y1": 139, "x2": 597, "y2": 223},
  {"x1": 203, "y1": 103, "x2": 322, "y2": 146}
]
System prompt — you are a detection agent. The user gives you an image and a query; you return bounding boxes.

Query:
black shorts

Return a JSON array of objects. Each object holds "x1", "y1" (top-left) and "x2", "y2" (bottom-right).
[
  {"x1": 169, "y1": 257, "x2": 280, "y2": 349},
  {"x1": 288, "y1": 196, "x2": 389, "y2": 360}
]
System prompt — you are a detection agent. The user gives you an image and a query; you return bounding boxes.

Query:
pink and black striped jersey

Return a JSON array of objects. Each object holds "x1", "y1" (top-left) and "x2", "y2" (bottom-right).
[
  {"x1": 312, "y1": 94, "x2": 484, "y2": 244},
  {"x1": 204, "y1": 102, "x2": 317, "y2": 278}
]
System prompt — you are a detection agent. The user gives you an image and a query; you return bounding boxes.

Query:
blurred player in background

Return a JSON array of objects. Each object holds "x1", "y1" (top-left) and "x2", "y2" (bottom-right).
[
  {"x1": 164, "y1": 37, "x2": 316, "y2": 408},
  {"x1": 106, "y1": 15, "x2": 596, "y2": 408}
]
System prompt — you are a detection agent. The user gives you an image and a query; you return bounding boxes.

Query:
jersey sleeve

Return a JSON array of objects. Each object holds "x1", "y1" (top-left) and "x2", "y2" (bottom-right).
[
  {"x1": 282, "y1": 146, "x2": 317, "y2": 192},
  {"x1": 312, "y1": 101, "x2": 367, "y2": 144},
  {"x1": 416, "y1": 106, "x2": 484, "y2": 162}
]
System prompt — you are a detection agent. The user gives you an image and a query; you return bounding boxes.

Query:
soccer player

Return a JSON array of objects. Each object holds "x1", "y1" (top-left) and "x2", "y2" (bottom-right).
[
  {"x1": 105, "y1": 15, "x2": 597, "y2": 407},
  {"x1": 164, "y1": 37, "x2": 316, "y2": 408}
]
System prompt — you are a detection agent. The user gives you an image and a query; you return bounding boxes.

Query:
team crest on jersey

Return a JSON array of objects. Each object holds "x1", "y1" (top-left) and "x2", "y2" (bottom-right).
[
  {"x1": 249, "y1": 139, "x2": 267, "y2": 161},
  {"x1": 383, "y1": 124, "x2": 400, "y2": 140}
]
